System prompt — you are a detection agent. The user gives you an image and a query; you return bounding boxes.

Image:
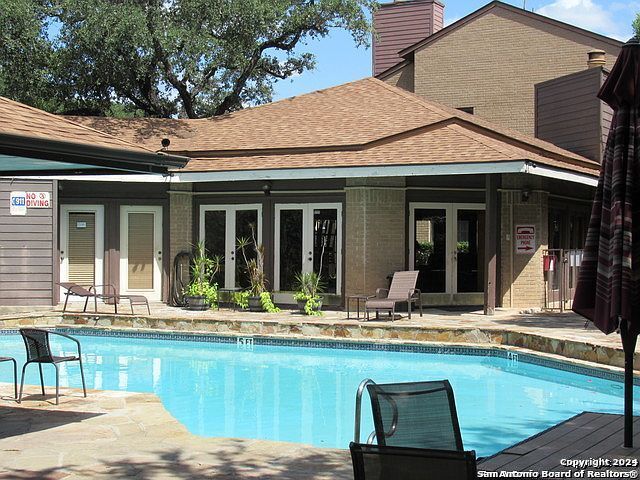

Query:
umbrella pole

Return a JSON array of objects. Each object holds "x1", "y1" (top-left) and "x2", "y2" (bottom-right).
[{"x1": 620, "y1": 320, "x2": 637, "y2": 448}]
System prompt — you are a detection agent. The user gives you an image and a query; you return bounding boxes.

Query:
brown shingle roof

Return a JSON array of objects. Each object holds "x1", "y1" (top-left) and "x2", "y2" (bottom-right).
[
  {"x1": 0, "y1": 96, "x2": 162, "y2": 155},
  {"x1": 67, "y1": 77, "x2": 600, "y2": 178}
]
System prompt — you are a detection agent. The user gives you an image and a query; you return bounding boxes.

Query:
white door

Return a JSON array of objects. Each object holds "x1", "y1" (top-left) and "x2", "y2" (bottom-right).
[
  {"x1": 60, "y1": 205, "x2": 104, "y2": 298},
  {"x1": 274, "y1": 203, "x2": 342, "y2": 294},
  {"x1": 199, "y1": 204, "x2": 262, "y2": 289},
  {"x1": 120, "y1": 206, "x2": 163, "y2": 301},
  {"x1": 409, "y1": 203, "x2": 485, "y2": 303}
]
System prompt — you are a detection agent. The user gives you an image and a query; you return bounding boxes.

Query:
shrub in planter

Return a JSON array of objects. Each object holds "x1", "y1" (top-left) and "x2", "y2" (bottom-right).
[
  {"x1": 183, "y1": 241, "x2": 220, "y2": 310},
  {"x1": 236, "y1": 225, "x2": 279, "y2": 313},
  {"x1": 294, "y1": 271, "x2": 325, "y2": 316}
]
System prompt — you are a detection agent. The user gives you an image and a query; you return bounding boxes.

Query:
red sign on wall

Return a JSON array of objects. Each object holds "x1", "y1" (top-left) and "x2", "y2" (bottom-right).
[
  {"x1": 25, "y1": 191, "x2": 51, "y2": 208},
  {"x1": 515, "y1": 225, "x2": 535, "y2": 254}
]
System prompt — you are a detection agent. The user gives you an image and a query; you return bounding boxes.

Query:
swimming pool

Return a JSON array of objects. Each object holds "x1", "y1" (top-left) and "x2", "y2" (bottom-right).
[{"x1": 0, "y1": 329, "x2": 636, "y2": 457}]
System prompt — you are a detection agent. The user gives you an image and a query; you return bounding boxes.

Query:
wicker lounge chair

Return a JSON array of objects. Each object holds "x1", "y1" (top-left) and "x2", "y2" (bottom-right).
[
  {"x1": 365, "y1": 271, "x2": 422, "y2": 320},
  {"x1": 0, "y1": 356, "x2": 17, "y2": 399},
  {"x1": 18, "y1": 328, "x2": 87, "y2": 405},
  {"x1": 349, "y1": 442, "x2": 477, "y2": 480},
  {"x1": 367, "y1": 380, "x2": 463, "y2": 450}
]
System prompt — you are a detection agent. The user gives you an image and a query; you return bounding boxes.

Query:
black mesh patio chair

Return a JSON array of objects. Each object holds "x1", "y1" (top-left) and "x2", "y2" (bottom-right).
[
  {"x1": 0, "y1": 356, "x2": 17, "y2": 399},
  {"x1": 18, "y1": 329, "x2": 87, "y2": 405},
  {"x1": 349, "y1": 442, "x2": 477, "y2": 480},
  {"x1": 367, "y1": 380, "x2": 463, "y2": 450}
]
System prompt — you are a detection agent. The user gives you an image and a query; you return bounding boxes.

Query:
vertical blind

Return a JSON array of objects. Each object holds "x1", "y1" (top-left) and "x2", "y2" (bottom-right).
[
  {"x1": 68, "y1": 212, "x2": 96, "y2": 286},
  {"x1": 128, "y1": 212, "x2": 154, "y2": 289}
]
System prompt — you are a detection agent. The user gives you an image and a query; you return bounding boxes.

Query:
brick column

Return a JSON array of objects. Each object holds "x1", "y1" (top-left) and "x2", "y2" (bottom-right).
[
  {"x1": 500, "y1": 175, "x2": 548, "y2": 308},
  {"x1": 345, "y1": 177, "x2": 406, "y2": 298}
]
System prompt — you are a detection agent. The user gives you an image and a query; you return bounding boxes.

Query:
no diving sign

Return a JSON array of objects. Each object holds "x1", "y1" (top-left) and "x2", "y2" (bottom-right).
[
  {"x1": 9, "y1": 191, "x2": 51, "y2": 216},
  {"x1": 515, "y1": 225, "x2": 535, "y2": 254}
]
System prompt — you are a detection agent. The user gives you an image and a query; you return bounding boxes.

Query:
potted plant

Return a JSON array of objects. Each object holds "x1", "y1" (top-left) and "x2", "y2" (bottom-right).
[
  {"x1": 183, "y1": 241, "x2": 220, "y2": 310},
  {"x1": 293, "y1": 271, "x2": 325, "y2": 315},
  {"x1": 236, "y1": 225, "x2": 279, "y2": 313}
]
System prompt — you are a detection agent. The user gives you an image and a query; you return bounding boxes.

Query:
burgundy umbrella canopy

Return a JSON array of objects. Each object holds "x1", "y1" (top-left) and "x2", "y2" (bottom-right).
[{"x1": 572, "y1": 36, "x2": 640, "y2": 448}]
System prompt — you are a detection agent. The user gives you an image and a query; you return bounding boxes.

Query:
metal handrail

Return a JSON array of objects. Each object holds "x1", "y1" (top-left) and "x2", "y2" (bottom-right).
[
  {"x1": 366, "y1": 431, "x2": 377, "y2": 444},
  {"x1": 354, "y1": 378, "x2": 376, "y2": 443}
]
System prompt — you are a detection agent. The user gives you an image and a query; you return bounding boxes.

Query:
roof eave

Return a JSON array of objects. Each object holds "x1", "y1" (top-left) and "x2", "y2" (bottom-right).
[
  {"x1": 0, "y1": 131, "x2": 189, "y2": 175},
  {"x1": 175, "y1": 160, "x2": 598, "y2": 186}
]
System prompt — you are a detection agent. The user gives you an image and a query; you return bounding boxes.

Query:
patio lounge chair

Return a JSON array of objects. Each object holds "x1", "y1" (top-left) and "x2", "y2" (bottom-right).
[
  {"x1": 0, "y1": 356, "x2": 17, "y2": 399},
  {"x1": 18, "y1": 328, "x2": 87, "y2": 405},
  {"x1": 365, "y1": 271, "x2": 422, "y2": 320},
  {"x1": 59, "y1": 282, "x2": 150, "y2": 315},
  {"x1": 367, "y1": 380, "x2": 463, "y2": 450},
  {"x1": 349, "y1": 442, "x2": 477, "y2": 480}
]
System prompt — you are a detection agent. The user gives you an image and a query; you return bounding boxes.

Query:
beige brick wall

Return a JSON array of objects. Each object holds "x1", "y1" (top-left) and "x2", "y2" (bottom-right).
[
  {"x1": 409, "y1": 8, "x2": 619, "y2": 135},
  {"x1": 345, "y1": 177, "x2": 406, "y2": 297},
  {"x1": 382, "y1": 62, "x2": 415, "y2": 92},
  {"x1": 500, "y1": 175, "x2": 548, "y2": 308},
  {"x1": 169, "y1": 183, "x2": 193, "y2": 286}
]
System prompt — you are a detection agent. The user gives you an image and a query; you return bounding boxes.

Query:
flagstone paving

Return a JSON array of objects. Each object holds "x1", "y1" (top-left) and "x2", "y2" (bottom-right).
[{"x1": 0, "y1": 385, "x2": 351, "y2": 480}]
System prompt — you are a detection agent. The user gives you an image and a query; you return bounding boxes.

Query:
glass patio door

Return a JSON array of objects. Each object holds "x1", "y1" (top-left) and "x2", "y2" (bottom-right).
[
  {"x1": 274, "y1": 203, "x2": 342, "y2": 294},
  {"x1": 409, "y1": 203, "x2": 485, "y2": 303},
  {"x1": 199, "y1": 204, "x2": 262, "y2": 289}
]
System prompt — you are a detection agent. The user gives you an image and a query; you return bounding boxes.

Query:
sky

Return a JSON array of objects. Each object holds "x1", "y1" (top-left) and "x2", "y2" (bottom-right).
[{"x1": 272, "y1": 0, "x2": 639, "y2": 100}]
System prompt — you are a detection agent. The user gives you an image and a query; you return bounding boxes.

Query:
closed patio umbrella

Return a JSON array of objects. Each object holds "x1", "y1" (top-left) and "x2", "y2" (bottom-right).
[{"x1": 572, "y1": 36, "x2": 640, "y2": 448}]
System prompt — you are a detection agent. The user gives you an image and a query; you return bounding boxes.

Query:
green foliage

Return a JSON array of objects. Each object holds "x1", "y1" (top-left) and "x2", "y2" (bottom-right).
[
  {"x1": 260, "y1": 292, "x2": 280, "y2": 313},
  {"x1": 294, "y1": 271, "x2": 324, "y2": 315},
  {"x1": 237, "y1": 226, "x2": 268, "y2": 297},
  {"x1": 234, "y1": 291, "x2": 249, "y2": 310},
  {"x1": 294, "y1": 271, "x2": 325, "y2": 298},
  {"x1": 184, "y1": 241, "x2": 221, "y2": 308},
  {"x1": 2, "y1": 0, "x2": 376, "y2": 117},
  {"x1": 304, "y1": 296, "x2": 323, "y2": 316},
  {"x1": 415, "y1": 241, "x2": 433, "y2": 266},
  {"x1": 0, "y1": 0, "x2": 56, "y2": 110},
  {"x1": 634, "y1": 13, "x2": 640, "y2": 37},
  {"x1": 185, "y1": 280, "x2": 218, "y2": 306},
  {"x1": 456, "y1": 241, "x2": 470, "y2": 254}
]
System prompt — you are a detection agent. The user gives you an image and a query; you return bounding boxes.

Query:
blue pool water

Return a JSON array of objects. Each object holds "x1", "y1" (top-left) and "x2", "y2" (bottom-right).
[{"x1": 0, "y1": 331, "x2": 637, "y2": 457}]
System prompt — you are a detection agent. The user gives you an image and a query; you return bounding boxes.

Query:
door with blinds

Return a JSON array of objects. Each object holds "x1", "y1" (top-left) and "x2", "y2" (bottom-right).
[
  {"x1": 120, "y1": 206, "x2": 163, "y2": 301},
  {"x1": 60, "y1": 205, "x2": 104, "y2": 298}
]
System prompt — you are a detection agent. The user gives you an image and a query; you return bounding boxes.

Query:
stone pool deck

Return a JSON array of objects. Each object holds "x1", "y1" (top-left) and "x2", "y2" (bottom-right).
[
  {"x1": 0, "y1": 384, "x2": 351, "y2": 479},
  {"x1": 1, "y1": 304, "x2": 638, "y2": 371},
  {"x1": 1, "y1": 307, "x2": 639, "y2": 478}
]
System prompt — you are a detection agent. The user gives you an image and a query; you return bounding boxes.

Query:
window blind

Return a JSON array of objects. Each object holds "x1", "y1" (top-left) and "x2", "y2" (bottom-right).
[{"x1": 127, "y1": 212, "x2": 154, "y2": 289}]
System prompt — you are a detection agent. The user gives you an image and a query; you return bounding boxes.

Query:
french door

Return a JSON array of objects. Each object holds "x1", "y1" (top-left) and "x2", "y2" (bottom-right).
[
  {"x1": 60, "y1": 205, "x2": 104, "y2": 298},
  {"x1": 199, "y1": 204, "x2": 262, "y2": 289},
  {"x1": 409, "y1": 203, "x2": 485, "y2": 304},
  {"x1": 274, "y1": 203, "x2": 342, "y2": 295},
  {"x1": 120, "y1": 206, "x2": 163, "y2": 301}
]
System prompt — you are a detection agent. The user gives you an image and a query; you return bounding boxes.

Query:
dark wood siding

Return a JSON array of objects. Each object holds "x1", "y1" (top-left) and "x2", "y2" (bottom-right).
[
  {"x1": 535, "y1": 67, "x2": 605, "y2": 162},
  {"x1": 60, "y1": 181, "x2": 170, "y2": 301},
  {"x1": 373, "y1": 0, "x2": 444, "y2": 76},
  {"x1": 0, "y1": 179, "x2": 56, "y2": 306}
]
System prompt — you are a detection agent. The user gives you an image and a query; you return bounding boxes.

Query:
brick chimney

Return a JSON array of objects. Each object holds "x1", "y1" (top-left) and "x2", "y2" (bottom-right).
[
  {"x1": 373, "y1": 0, "x2": 445, "y2": 76},
  {"x1": 587, "y1": 49, "x2": 606, "y2": 69}
]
